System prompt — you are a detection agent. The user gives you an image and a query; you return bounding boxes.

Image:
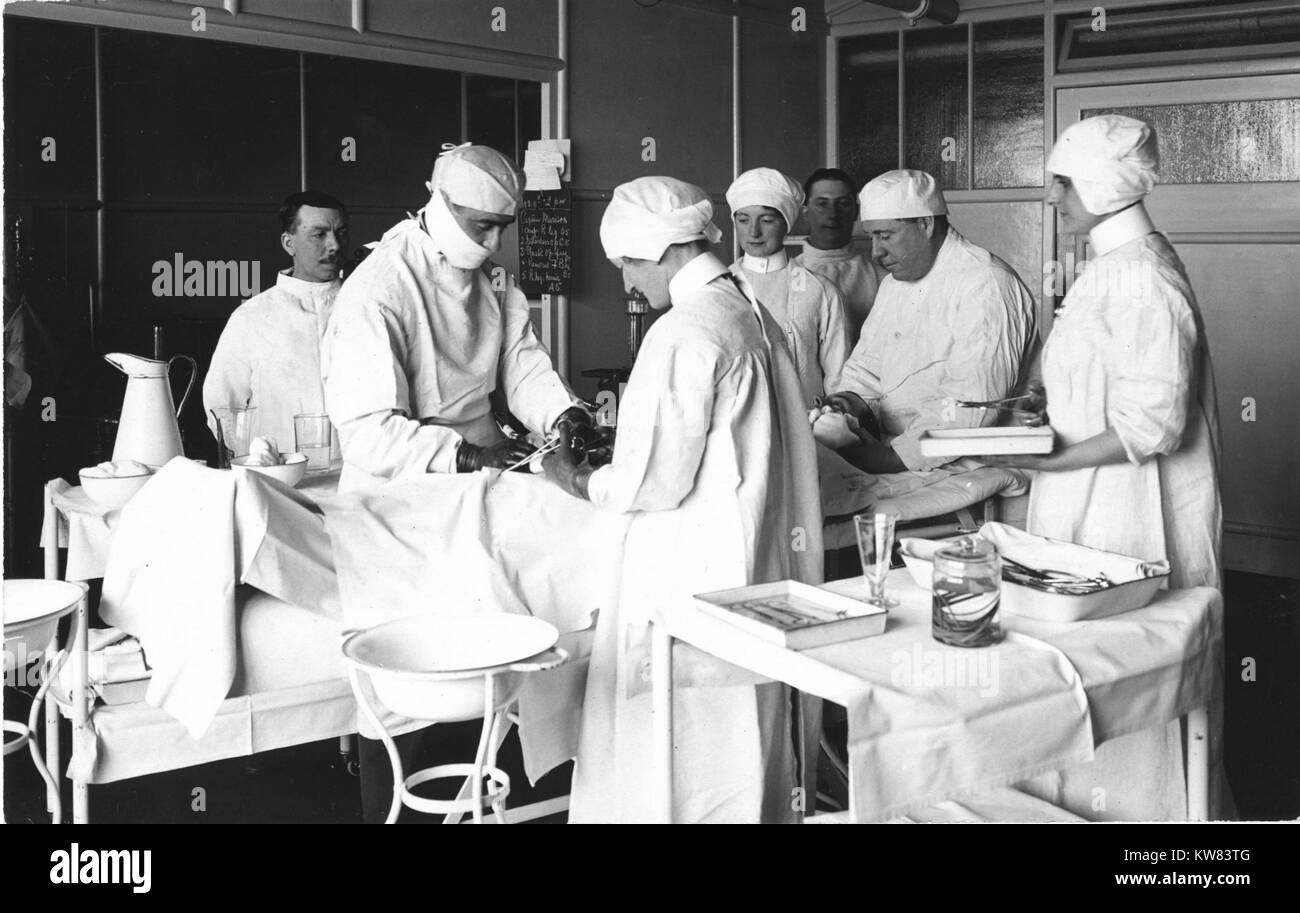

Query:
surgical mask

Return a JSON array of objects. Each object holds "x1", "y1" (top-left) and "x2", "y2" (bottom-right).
[{"x1": 423, "y1": 189, "x2": 494, "y2": 270}]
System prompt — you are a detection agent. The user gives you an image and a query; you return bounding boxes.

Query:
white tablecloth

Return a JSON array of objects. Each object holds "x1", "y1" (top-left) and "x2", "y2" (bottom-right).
[{"x1": 659, "y1": 570, "x2": 1221, "y2": 822}]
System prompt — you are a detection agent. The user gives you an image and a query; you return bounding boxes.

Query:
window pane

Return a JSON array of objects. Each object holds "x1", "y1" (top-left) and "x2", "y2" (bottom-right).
[
  {"x1": 905, "y1": 26, "x2": 969, "y2": 191},
  {"x1": 1082, "y1": 100, "x2": 1300, "y2": 183},
  {"x1": 974, "y1": 18, "x2": 1044, "y2": 189},
  {"x1": 1065, "y1": 3, "x2": 1300, "y2": 62},
  {"x1": 467, "y1": 74, "x2": 520, "y2": 162},
  {"x1": 838, "y1": 34, "x2": 899, "y2": 188}
]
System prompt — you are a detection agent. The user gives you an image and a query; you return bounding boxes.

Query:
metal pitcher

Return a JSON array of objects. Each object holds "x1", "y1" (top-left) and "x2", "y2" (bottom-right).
[{"x1": 104, "y1": 352, "x2": 197, "y2": 467}]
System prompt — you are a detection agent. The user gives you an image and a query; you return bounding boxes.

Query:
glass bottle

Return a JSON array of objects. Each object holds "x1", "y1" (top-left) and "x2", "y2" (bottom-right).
[{"x1": 932, "y1": 538, "x2": 1003, "y2": 648}]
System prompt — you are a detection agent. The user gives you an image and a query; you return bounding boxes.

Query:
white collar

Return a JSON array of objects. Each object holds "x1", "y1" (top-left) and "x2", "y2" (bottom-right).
[
  {"x1": 740, "y1": 250, "x2": 789, "y2": 274},
  {"x1": 800, "y1": 240, "x2": 858, "y2": 262},
  {"x1": 1088, "y1": 202, "x2": 1155, "y2": 257},
  {"x1": 276, "y1": 268, "x2": 340, "y2": 296},
  {"x1": 668, "y1": 252, "x2": 730, "y2": 303}
]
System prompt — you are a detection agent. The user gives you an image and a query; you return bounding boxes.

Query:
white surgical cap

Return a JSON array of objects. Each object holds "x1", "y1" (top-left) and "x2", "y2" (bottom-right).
[
  {"x1": 430, "y1": 143, "x2": 524, "y2": 217},
  {"x1": 1047, "y1": 115, "x2": 1158, "y2": 216},
  {"x1": 726, "y1": 168, "x2": 804, "y2": 232},
  {"x1": 858, "y1": 169, "x2": 948, "y2": 221},
  {"x1": 600, "y1": 176, "x2": 723, "y2": 261}
]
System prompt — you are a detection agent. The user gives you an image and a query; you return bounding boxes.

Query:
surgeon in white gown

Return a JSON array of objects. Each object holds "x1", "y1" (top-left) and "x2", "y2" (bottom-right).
[
  {"x1": 543, "y1": 177, "x2": 824, "y2": 823},
  {"x1": 727, "y1": 167, "x2": 849, "y2": 406},
  {"x1": 323, "y1": 144, "x2": 590, "y2": 492},
  {"x1": 827, "y1": 170, "x2": 1038, "y2": 477},
  {"x1": 986, "y1": 115, "x2": 1227, "y2": 819}
]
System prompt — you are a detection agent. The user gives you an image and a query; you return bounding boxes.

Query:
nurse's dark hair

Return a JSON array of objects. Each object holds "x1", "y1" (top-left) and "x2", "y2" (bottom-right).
[
  {"x1": 280, "y1": 191, "x2": 348, "y2": 234},
  {"x1": 802, "y1": 168, "x2": 858, "y2": 199}
]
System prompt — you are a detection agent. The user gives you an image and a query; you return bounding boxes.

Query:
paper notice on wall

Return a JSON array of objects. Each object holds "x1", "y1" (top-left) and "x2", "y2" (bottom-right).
[{"x1": 526, "y1": 138, "x2": 572, "y2": 181}]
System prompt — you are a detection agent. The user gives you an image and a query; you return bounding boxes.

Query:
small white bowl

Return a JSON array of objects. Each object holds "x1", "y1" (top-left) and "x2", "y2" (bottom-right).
[
  {"x1": 78, "y1": 468, "x2": 154, "y2": 510},
  {"x1": 231, "y1": 452, "x2": 308, "y2": 487}
]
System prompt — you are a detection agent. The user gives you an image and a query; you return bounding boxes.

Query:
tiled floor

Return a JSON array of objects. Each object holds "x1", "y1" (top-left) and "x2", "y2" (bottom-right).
[{"x1": 5, "y1": 570, "x2": 1297, "y2": 824}]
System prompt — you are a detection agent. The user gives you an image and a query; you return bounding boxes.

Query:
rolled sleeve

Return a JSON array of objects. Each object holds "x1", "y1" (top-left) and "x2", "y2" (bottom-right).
[{"x1": 1107, "y1": 293, "x2": 1196, "y2": 465}]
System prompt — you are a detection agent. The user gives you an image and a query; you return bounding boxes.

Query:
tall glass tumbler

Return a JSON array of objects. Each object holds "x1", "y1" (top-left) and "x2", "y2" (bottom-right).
[
  {"x1": 294, "y1": 413, "x2": 332, "y2": 473},
  {"x1": 854, "y1": 512, "x2": 900, "y2": 608}
]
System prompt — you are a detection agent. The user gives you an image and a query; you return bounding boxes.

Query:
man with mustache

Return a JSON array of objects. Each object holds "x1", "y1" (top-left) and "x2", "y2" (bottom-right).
[{"x1": 203, "y1": 190, "x2": 349, "y2": 463}]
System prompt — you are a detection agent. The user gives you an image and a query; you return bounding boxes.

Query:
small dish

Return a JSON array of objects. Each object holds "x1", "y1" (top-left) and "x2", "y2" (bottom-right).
[{"x1": 231, "y1": 452, "x2": 308, "y2": 487}]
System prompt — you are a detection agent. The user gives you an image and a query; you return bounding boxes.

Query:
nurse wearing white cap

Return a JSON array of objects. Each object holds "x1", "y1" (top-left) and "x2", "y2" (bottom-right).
[
  {"x1": 987, "y1": 114, "x2": 1226, "y2": 820},
  {"x1": 544, "y1": 176, "x2": 823, "y2": 823},
  {"x1": 989, "y1": 116, "x2": 1221, "y2": 589},
  {"x1": 323, "y1": 143, "x2": 588, "y2": 491},
  {"x1": 827, "y1": 169, "x2": 1038, "y2": 475},
  {"x1": 726, "y1": 167, "x2": 849, "y2": 406}
]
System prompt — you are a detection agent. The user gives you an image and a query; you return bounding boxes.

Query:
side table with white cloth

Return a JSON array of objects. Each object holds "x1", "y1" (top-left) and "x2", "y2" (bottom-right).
[{"x1": 651, "y1": 568, "x2": 1220, "y2": 823}]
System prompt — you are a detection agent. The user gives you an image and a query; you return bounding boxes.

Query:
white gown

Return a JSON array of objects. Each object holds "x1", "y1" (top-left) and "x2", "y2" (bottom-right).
[
  {"x1": 322, "y1": 216, "x2": 575, "y2": 491},
  {"x1": 202, "y1": 269, "x2": 342, "y2": 462},
  {"x1": 835, "y1": 227, "x2": 1039, "y2": 473},
  {"x1": 792, "y1": 239, "x2": 881, "y2": 344},
  {"x1": 1020, "y1": 203, "x2": 1226, "y2": 820},
  {"x1": 730, "y1": 251, "x2": 850, "y2": 406},
  {"x1": 570, "y1": 253, "x2": 824, "y2": 823}
]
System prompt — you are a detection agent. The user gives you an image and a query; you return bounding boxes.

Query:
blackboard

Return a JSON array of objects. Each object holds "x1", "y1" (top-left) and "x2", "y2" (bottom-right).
[{"x1": 518, "y1": 188, "x2": 571, "y2": 295}]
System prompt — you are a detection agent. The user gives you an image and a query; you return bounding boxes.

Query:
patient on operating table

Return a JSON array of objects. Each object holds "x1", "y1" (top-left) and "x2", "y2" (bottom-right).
[{"x1": 816, "y1": 170, "x2": 1038, "y2": 478}]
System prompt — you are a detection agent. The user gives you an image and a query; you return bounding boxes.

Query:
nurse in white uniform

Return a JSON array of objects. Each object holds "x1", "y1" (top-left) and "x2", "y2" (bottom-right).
[
  {"x1": 987, "y1": 114, "x2": 1226, "y2": 819},
  {"x1": 323, "y1": 144, "x2": 590, "y2": 491},
  {"x1": 727, "y1": 167, "x2": 850, "y2": 406},
  {"x1": 543, "y1": 176, "x2": 823, "y2": 823}
]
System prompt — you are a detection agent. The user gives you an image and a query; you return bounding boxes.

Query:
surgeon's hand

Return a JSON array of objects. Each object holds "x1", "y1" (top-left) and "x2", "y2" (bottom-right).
[
  {"x1": 553, "y1": 405, "x2": 600, "y2": 461},
  {"x1": 456, "y1": 438, "x2": 535, "y2": 472},
  {"x1": 541, "y1": 425, "x2": 594, "y2": 500}
]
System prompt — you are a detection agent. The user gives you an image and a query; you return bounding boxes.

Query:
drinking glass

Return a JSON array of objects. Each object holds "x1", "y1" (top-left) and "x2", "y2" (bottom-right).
[
  {"x1": 294, "y1": 413, "x2": 332, "y2": 472},
  {"x1": 211, "y1": 406, "x2": 257, "y2": 470},
  {"x1": 854, "y1": 512, "x2": 899, "y2": 608}
]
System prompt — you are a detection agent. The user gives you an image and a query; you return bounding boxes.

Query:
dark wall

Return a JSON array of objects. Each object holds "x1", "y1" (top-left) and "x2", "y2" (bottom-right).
[{"x1": 563, "y1": 0, "x2": 824, "y2": 398}]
